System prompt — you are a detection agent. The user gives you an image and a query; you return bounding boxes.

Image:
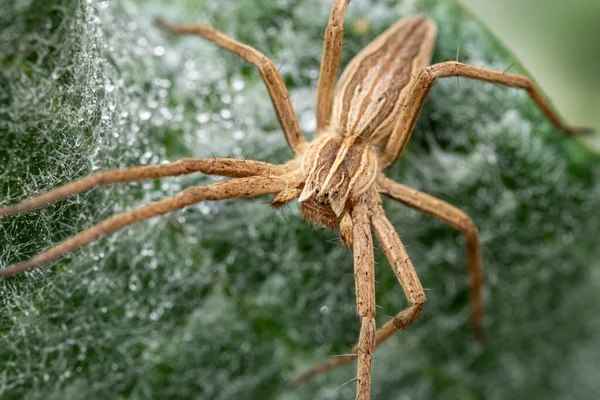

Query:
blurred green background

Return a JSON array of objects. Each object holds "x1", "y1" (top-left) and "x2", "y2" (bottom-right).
[{"x1": 459, "y1": 0, "x2": 600, "y2": 150}]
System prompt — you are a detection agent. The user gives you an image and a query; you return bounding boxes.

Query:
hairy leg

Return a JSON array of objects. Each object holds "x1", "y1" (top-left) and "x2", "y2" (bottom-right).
[
  {"x1": 380, "y1": 61, "x2": 593, "y2": 167},
  {"x1": 0, "y1": 175, "x2": 288, "y2": 277},
  {"x1": 0, "y1": 158, "x2": 282, "y2": 217},
  {"x1": 287, "y1": 202, "x2": 425, "y2": 389},
  {"x1": 378, "y1": 175, "x2": 484, "y2": 341},
  {"x1": 369, "y1": 206, "x2": 426, "y2": 345},
  {"x1": 352, "y1": 200, "x2": 376, "y2": 400},
  {"x1": 316, "y1": 0, "x2": 350, "y2": 132},
  {"x1": 157, "y1": 20, "x2": 307, "y2": 154}
]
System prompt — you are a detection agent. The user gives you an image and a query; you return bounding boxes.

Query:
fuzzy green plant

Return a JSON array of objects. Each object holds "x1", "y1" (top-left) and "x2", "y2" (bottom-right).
[{"x1": 1, "y1": 0, "x2": 599, "y2": 399}]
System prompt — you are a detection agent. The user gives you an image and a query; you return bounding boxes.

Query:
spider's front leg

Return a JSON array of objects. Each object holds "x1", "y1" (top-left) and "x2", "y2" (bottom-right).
[
  {"x1": 351, "y1": 200, "x2": 377, "y2": 399},
  {"x1": 287, "y1": 201, "x2": 426, "y2": 392}
]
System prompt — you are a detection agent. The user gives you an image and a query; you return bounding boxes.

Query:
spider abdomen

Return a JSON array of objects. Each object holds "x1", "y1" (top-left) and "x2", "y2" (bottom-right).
[{"x1": 330, "y1": 15, "x2": 436, "y2": 147}]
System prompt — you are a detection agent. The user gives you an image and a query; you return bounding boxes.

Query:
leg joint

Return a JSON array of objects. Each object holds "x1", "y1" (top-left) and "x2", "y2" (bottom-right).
[
  {"x1": 419, "y1": 66, "x2": 436, "y2": 85},
  {"x1": 463, "y1": 216, "x2": 479, "y2": 237},
  {"x1": 412, "y1": 293, "x2": 426, "y2": 308}
]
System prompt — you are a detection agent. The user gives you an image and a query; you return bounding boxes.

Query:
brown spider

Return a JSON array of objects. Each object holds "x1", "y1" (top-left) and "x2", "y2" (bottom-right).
[{"x1": 0, "y1": 1, "x2": 589, "y2": 398}]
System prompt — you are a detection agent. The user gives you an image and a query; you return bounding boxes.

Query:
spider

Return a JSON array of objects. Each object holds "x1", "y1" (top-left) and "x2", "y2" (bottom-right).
[{"x1": 0, "y1": 1, "x2": 589, "y2": 398}]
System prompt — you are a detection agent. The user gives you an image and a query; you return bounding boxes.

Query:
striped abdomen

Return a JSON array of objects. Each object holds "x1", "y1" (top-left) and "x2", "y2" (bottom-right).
[{"x1": 330, "y1": 15, "x2": 436, "y2": 146}]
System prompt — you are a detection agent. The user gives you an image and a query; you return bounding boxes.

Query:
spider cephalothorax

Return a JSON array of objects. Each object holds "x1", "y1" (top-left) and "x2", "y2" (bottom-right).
[
  {"x1": 299, "y1": 131, "x2": 378, "y2": 228},
  {"x1": 0, "y1": 1, "x2": 589, "y2": 399}
]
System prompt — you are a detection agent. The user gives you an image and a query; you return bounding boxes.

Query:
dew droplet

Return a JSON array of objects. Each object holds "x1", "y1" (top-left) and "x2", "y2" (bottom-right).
[
  {"x1": 232, "y1": 130, "x2": 245, "y2": 141},
  {"x1": 220, "y1": 109, "x2": 231, "y2": 119},
  {"x1": 231, "y1": 76, "x2": 245, "y2": 91},
  {"x1": 196, "y1": 113, "x2": 210, "y2": 124},
  {"x1": 139, "y1": 110, "x2": 151, "y2": 121},
  {"x1": 128, "y1": 274, "x2": 140, "y2": 291}
]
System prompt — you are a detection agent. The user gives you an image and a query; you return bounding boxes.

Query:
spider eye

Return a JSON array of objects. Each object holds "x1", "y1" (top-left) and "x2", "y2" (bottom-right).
[
  {"x1": 315, "y1": 188, "x2": 319, "y2": 194},
  {"x1": 324, "y1": 192, "x2": 329, "y2": 197}
]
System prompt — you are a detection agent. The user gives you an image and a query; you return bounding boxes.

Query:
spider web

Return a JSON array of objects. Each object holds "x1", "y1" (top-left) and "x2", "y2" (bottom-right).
[{"x1": 1, "y1": 0, "x2": 600, "y2": 399}]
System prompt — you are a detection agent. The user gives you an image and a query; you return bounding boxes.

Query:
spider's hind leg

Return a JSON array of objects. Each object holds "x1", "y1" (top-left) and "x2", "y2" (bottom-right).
[
  {"x1": 316, "y1": 0, "x2": 350, "y2": 132},
  {"x1": 157, "y1": 20, "x2": 307, "y2": 154},
  {"x1": 380, "y1": 61, "x2": 593, "y2": 167}
]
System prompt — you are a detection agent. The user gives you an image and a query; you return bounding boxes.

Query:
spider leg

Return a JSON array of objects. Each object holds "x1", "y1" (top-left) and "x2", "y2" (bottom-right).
[
  {"x1": 157, "y1": 20, "x2": 307, "y2": 155},
  {"x1": 0, "y1": 175, "x2": 288, "y2": 277},
  {"x1": 379, "y1": 61, "x2": 594, "y2": 167},
  {"x1": 287, "y1": 201, "x2": 426, "y2": 391},
  {"x1": 369, "y1": 205, "x2": 426, "y2": 345},
  {"x1": 378, "y1": 175, "x2": 484, "y2": 341},
  {"x1": 316, "y1": 0, "x2": 350, "y2": 132},
  {"x1": 339, "y1": 211, "x2": 353, "y2": 248},
  {"x1": 352, "y1": 200, "x2": 376, "y2": 400},
  {"x1": 0, "y1": 158, "x2": 283, "y2": 217}
]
